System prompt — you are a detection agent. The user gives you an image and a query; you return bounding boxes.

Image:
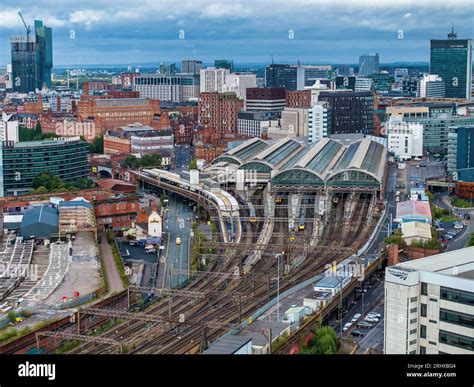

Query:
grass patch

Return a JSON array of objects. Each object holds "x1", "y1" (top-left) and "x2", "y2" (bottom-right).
[
  {"x1": 452, "y1": 197, "x2": 474, "y2": 208},
  {"x1": 98, "y1": 240, "x2": 110, "y2": 292},
  {"x1": 467, "y1": 233, "x2": 474, "y2": 247}
]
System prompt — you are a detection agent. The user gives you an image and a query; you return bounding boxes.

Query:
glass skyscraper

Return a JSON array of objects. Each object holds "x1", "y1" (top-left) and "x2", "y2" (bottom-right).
[
  {"x1": 11, "y1": 19, "x2": 52, "y2": 93},
  {"x1": 358, "y1": 54, "x2": 379, "y2": 76},
  {"x1": 265, "y1": 64, "x2": 298, "y2": 91},
  {"x1": 430, "y1": 30, "x2": 472, "y2": 100}
]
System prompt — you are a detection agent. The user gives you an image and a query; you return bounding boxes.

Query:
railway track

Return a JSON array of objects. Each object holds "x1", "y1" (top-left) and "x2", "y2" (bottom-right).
[{"x1": 67, "y1": 191, "x2": 377, "y2": 354}]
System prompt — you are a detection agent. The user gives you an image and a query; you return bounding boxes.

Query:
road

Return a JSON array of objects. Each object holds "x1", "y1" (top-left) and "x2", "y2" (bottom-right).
[
  {"x1": 161, "y1": 193, "x2": 194, "y2": 288},
  {"x1": 173, "y1": 146, "x2": 193, "y2": 172},
  {"x1": 100, "y1": 234, "x2": 125, "y2": 293}
]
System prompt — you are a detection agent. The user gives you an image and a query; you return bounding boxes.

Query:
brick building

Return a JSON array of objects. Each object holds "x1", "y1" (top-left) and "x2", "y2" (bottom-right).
[
  {"x1": 286, "y1": 90, "x2": 312, "y2": 109},
  {"x1": 77, "y1": 97, "x2": 161, "y2": 135},
  {"x1": 199, "y1": 92, "x2": 244, "y2": 134}
]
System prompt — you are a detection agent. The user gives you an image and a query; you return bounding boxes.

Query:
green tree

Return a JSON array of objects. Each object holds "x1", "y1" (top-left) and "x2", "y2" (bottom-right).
[
  {"x1": 88, "y1": 136, "x2": 104, "y2": 154},
  {"x1": 301, "y1": 326, "x2": 339, "y2": 355},
  {"x1": 32, "y1": 172, "x2": 64, "y2": 191},
  {"x1": 189, "y1": 159, "x2": 198, "y2": 169}
]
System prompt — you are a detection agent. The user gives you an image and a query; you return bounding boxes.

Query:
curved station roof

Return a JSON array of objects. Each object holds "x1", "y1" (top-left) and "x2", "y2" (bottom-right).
[{"x1": 211, "y1": 136, "x2": 387, "y2": 188}]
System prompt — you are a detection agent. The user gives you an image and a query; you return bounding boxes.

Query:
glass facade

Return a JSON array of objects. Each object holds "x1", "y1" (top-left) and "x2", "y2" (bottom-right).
[
  {"x1": 439, "y1": 330, "x2": 474, "y2": 351},
  {"x1": 430, "y1": 38, "x2": 472, "y2": 99},
  {"x1": 440, "y1": 308, "x2": 474, "y2": 329},
  {"x1": 11, "y1": 20, "x2": 52, "y2": 92},
  {"x1": 265, "y1": 64, "x2": 298, "y2": 91},
  {"x1": 440, "y1": 286, "x2": 474, "y2": 306},
  {"x1": 1, "y1": 139, "x2": 89, "y2": 197}
]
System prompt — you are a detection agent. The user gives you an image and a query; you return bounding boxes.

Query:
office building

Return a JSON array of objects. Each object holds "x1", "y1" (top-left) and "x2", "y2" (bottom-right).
[
  {"x1": 337, "y1": 64, "x2": 354, "y2": 76},
  {"x1": 237, "y1": 111, "x2": 281, "y2": 138},
  {"x1": 297, "y1": 64, "x2": 333, "y2": 88},
  {"x1": 430, "y1": 29, "x2": 472, "y2": 100},
  {"x1": 354, "y1": 77, "x2": 374, "y2": 92},
  {"x1": 11, "y1": 19, "x2": 53, "y2": 93},
  {"x1": 200, "y1": 67, "x2": 230, "y2": 93},
  {"x1": 133, "y1": 74, "x2": 199, "y2": 101},
  {"x1": 367, "y1": 72, "x2": 392, "y2": 94},
  {"x1": 0, "y1": 113, "x2": 19, "y2": 143},
  {"x1": 384, "y1": 247, "x2": 474, "y2": 354},
  {"x1": 199, "y1": 92, "x2": 244, "y2": 134},
  {"x1": 159, "y1": 63, "x2": 177, "y2": 75},
  {"x1": 447, "y1": 125, "x2": 474, "y2": 181},
  {"x1": 358, "y1": 54, "x2": 379, "y2": 76},
  {"x1": 318, "y1": 90, "x2": 375, "y2": 134},
  {"x1": 335, "y1": 76, "x2": 356, "y2": 91},
  {"x1": 405, "y1": 115, "x2": 474, "y2": 151},
  {"x1": 394, "y1": 68, "x2": 409, "y2": 83},
  {"x1": 104, "y1": 124, "x2": 174, "y2": 155},
  {"x1": 245, "y1": 87, "x2": 286, "y2": 112},
  {"x1": 265, "y1": 64, "x2": 298, "y2": 91},
  {"x1": 286, "y1": 90, "x2": 312, "y2": 108},
  {"x1": 181, "y1": 59, "x2": 203, "y2": 74},
  {"x1": 280, "y1": 107, "x2": 309, "y2": 138},
  {"x1": 386, "y1": 118, "x2": 423, "y2": 160},
  {"x1": 223, "y1": 73, "x2": 257, "y2": 100},
  {"x1": 418, "y1": 74, "x2": 446, "y2": 98},
  {"x1": 0, "y1": 137, "x2": 88, "y2": 197},
  {"x1": 77, "y1": 97, "x2": 162, "y2": 134},
  {"x1": 308, "y1": 102, "x2": 331, "y2": 143},
  {"x1": 214, "y1": 59, "x2": 234, "y2": 73}
]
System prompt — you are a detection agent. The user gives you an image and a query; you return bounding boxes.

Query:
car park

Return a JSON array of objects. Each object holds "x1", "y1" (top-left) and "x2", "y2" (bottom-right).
[{"x1": 351, "y1": 330, "x2": 364, "y2": 337}]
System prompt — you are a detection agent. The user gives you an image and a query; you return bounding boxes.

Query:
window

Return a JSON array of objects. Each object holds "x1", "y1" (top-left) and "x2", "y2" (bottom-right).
[
  {"x1": 421, "y1": 282, "x2": 428, "y2": 295},
  {"x1": 420, "y1": 325, "x2": 427, "y2": 339},
  {"x1": 439, "y1": 331, "x2": 474, "y2": 351},
  {"x1": 410, "y1": 297, "x2": 418, "y2": 302},
  {"x1": 410, "y1": 328, "x2": 417, "y2": 335},
  {"x1": 429, "y1": 298, "x2": 438, "y2": 303},
  {"x1": 420, "y1": 346, "x2": 426, "y2": 354},
  {"x1": 440, "y1": 287, "x2": 474, "y2": 306},
  {"x1": 411, "y1": 307, "x2": 418, "y2": 313},
  {"x1": 440, "y1": 309, "x2": 474, "y2": 329},
  {"x1": 429, "y1": 320, "x2": 437, "y2": 324},
  {"x1": 410, "y1": 318, "x2": 418, "y2": 324},
  {"x1": 421, "y1": 303, "x2": 427, "y2": 317}
]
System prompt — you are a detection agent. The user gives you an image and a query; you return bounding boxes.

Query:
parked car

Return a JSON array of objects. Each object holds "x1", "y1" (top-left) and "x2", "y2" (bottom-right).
[
  {"x1": 442, "y1": 234, "x2": 453, "y2": 240},
  {"x1": 446, "y1": 231, "x2": 457, "y2": 237},
  {"x1": 351, "y1": 330, "x2": 364, "y2": 337},
  {"x1": 436, "y1": 227, "x2": 445, "y2": 232},
  {"x1": 453, "y1": 222, "x2": 464, "y2": 230},
  {"x1": 367, "y1": 312, "x2": 381, "y2": 318},
  {"x1": 464, "y1": 213, "x2": 471, "y2": 220},
  {"x1": 365, "y1": 316, "x2": 380, "y2": 323},
  {"x1": 342, "y1": 322, "x2": 352, "y2": 332},
  {"x1": 356, "y1": 321, "x2": 373, "y2": 329},
  {"x1": 351, "y1": 313, "x2": 362, "y2": 323}
]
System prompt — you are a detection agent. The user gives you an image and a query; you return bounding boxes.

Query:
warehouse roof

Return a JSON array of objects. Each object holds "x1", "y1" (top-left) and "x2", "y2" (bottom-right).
[
  {"x1": 396, "y1": 200, "x2": 432, "y2": 220},
  {"x1": 401, "y1": 221, "x2": 432, "y2": 240},
  {"x1": 20, "y1": 205, "x2": 59, "y2": 233},
  {"x1": 203, "y1": 335, "x2": 251, "y2": 354}
]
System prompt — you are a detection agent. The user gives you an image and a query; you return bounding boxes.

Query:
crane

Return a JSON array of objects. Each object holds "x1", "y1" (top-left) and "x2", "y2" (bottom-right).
[{"x1": 18, "y1": 11, "x2": 31, "y2": 42}]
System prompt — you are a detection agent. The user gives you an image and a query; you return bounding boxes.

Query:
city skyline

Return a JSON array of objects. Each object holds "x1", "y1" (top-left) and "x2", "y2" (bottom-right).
[{"x1": 0, "y1": 0, "x2": 473, "y2": 66}]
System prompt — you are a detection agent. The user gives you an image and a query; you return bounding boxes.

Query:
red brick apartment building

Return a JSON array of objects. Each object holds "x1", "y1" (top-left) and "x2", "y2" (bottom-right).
[
  {"x1": 199, "y1": 92, "x2": 244, "y2": 134},
  {"x1": 286, "y1": 90, "x2": 312, "y2": 108}
]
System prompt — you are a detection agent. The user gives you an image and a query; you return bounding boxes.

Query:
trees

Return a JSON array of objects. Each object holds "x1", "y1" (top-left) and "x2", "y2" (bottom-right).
[
  {"x1": 88, "y1": 136, "x2": 104, "y2": 154},
  {"x1": 30, "y1": 172, "x2": 94, "y2": 193},
  {"x1": 189, "y1": 159, "x2": 198, "y2": 170},
  {"x1": 300, "y1": 326, "x2": 339, "y2": 355},
  {"x1": 123, "y1": 153, "x2": 162, "y2": 169}
]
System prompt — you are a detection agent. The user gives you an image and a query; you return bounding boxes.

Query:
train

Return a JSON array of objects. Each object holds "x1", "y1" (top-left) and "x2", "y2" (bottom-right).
[{"x1": 298, "y1": 215, "x2": 305, "y2": 230}]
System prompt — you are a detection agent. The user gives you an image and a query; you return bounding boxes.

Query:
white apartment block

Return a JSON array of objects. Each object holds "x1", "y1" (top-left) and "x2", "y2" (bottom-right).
[
  {"x1": 386, "y1": 118, "x2": 423, "y2": 160},
  {"x1": 355, "y1": 76, "x2": 374, "y2": 92},
  {"x1": 308, "y1": 102, "x2": 330, "y2": 143},
  {"x1": 223, "y1": 73, "x2": 257, "y2": 100},
  {"x1": 200, "y1": 67, "x2": 230, "y2": 93},
  {"x1": 133, "y1": 74, "x2": 199, "y2": 101},
  {"x1": 384, "y1": 247, "x2": 474, "y2": 354},
  {"x1": 0, "y1": 112, "x2": 19, "y2": 143},
  {"x1": 418, "y1": 74, "x2": 445, "y2": 98}
]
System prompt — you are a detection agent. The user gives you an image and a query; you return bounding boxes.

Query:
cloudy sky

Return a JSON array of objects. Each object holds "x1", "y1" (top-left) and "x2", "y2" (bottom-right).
[{"x1": 1, "y1": 0, "x2": 473, "y2": 66}]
